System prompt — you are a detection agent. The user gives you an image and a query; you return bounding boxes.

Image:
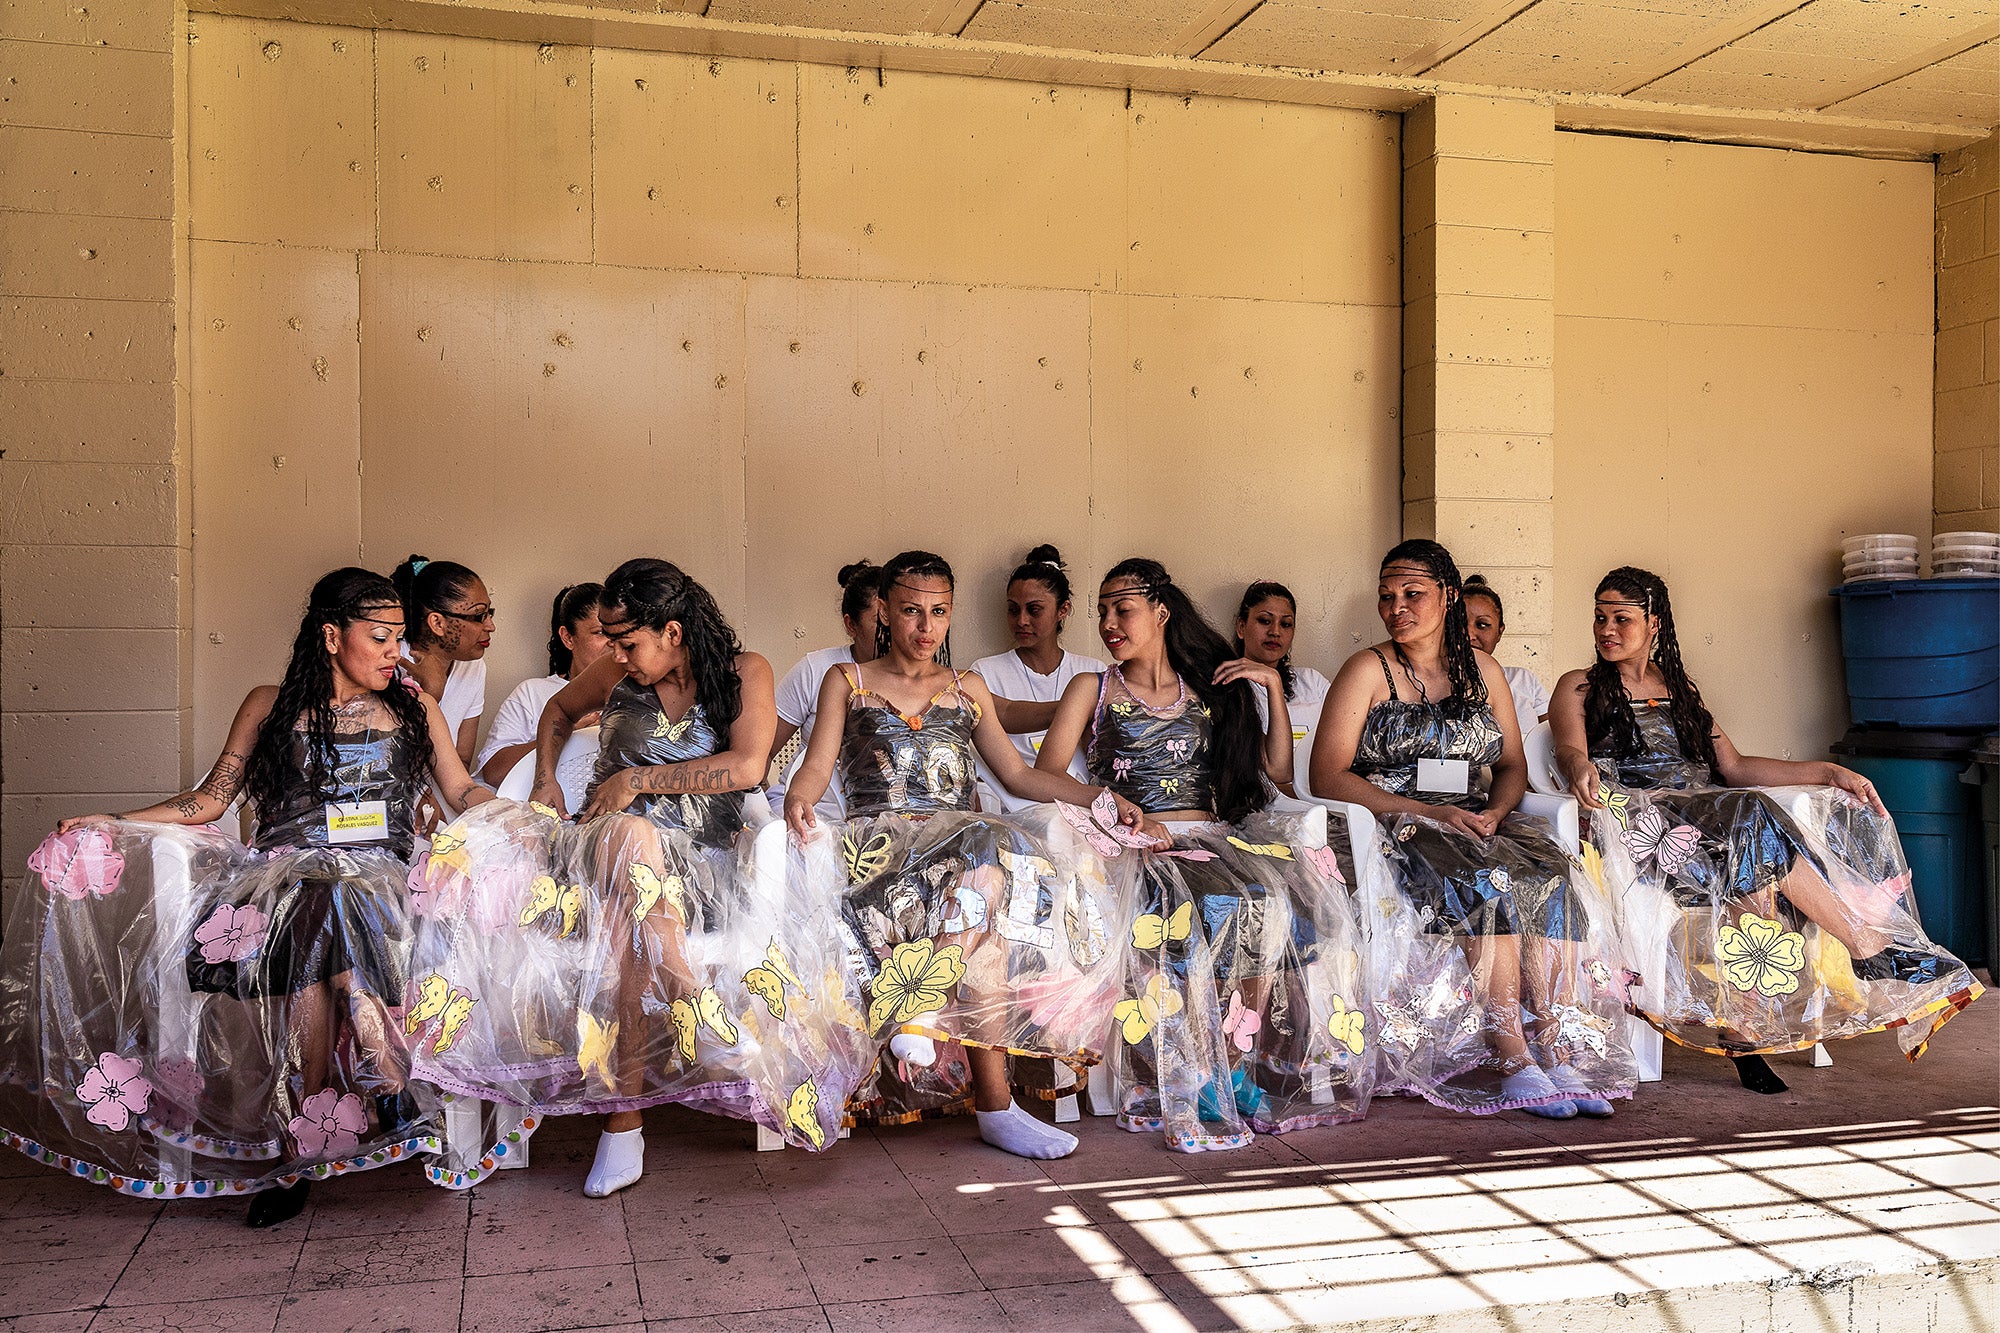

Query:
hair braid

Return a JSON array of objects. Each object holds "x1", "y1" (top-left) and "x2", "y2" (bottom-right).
[
  {"x1": 1380, "y1": 540, "x2": 1485, "y2": 717},
  {"x1": 874, "y1": 550, "x2": 956, "y2": 667},
  {"x1": 1583, "y1": 567, "x2": 1717, "y2": 770},
  {"x1": 601, "y1": 559, "x2": 746, "y2": 733}
]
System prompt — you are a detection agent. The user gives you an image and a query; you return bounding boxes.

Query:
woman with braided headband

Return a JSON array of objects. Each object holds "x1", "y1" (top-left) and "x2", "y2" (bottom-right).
[
  {"x1": 1551, "y1": 567, "x2": 1981, "y2": 1092},
  {"x1": 0, "y1": 568, "x2": 498, "y2": 1227},
  {"x1": 1312, "y1": 540, "x2": 1637, "y2": 1120}
]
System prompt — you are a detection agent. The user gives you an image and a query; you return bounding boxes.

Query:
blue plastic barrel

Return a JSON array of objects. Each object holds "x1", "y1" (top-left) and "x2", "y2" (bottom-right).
[{"x1": 1830, "y1": 578, "x2": 1999, "y2": 730}]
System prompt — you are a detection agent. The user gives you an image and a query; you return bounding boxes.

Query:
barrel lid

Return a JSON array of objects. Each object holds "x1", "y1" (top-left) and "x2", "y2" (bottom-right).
[
  {"x1": 1830, "y1": 576, "x2": 2000, "y2": 597},
  {"x1": 1831, "y1": 725, "x2": 1996, "y2": 761}
]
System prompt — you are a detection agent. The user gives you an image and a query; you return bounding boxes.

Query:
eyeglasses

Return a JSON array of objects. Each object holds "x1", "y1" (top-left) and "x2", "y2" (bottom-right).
[{"x1": 438, "y1": 606, "x2": 496, "y2": 624}]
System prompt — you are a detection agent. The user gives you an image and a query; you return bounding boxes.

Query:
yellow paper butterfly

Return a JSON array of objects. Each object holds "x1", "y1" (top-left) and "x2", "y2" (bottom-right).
[
  {"x1": 696, "y1": 987, "x2": 740, "y2": 1045},
  {"x1": 866, "y1": 940, "x2": 967, "y2": 1034},
  {"x1": 520, "y1": 875, "x2": 562, "y2": 927},
  {"x1": 1602, "y1": 790, "x2": 1632, "y2": 831},
  {"x1": 842, "y1": 832, "x2": 894, "y2": 884},
  {"x1": 1130, "y1": 901, "x2": 1195, "y2": 950},
  {"x1": 786, "y1": 1079, "x2": 826, "y2": 1150},
  {"x1": 630, "y1": 863, "x2": 686, "y2": 923},
  {"x1": 744, "y1": 941, "x2": 804, "y2": 1021},
  {"x1": 529, "y1": 802, "x2": 561, "y2": 822},
  {"x1": 434, "y1": 993, "x2": 477, "y2": 1054},
  {"x1": 405, "y1": 973, "x2": 453, "y2": 1033},
  {"x1": 1227, "y1": 836, "x2": 1295, "y2": 860},
  {"x1": 578, "y1": 1012, "x2": 619, "y2": 1088},
  {"x1": 557, "y1": 884, "x2": 583, "y2": 938},
  {"x1": 1327, "y1": 994, "x2": 1365, "y2": 1056},
  {"x1": 651, "y1": 713, "x2": 694, "y2": 743},
  {"x1": 667, "y1": 998, "x2": 699, "y2": 1063},
  {"x1": 428, "y1": 827, "x2": 472, "y2": 876},
  {"x1": 1112, "y1": 973, "x2": 1183, "y2": 1045}
]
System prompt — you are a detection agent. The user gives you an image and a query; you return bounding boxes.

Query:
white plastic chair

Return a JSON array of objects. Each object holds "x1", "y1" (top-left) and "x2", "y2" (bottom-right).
[
  {"x1": 1287, "y1": 697, "x2": 1327, "y2": 799},
  {"x1": 496, "y1": 727, "x2": 600, "y2": 811}
]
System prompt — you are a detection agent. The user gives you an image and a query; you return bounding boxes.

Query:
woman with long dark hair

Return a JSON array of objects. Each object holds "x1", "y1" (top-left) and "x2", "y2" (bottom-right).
[
  {"x1": 1550, "y1": 567, "x2": 1981, "y2": 1092},
  {"x1": 410, "y1": 559, "x2": 868, "y2": 1197},
  {"x1": 1032, "y1": 559, "x2": 1371, "y2": 1151},
  {"x1": 475, "y1": 581, "x2": 610, "y2": 785},
  {"x1": 1310, "y1": 541, "x2": 1635, "y2": 1120},
  {"x1": 0, "y1": 568, "x2": 496, "y2": 1226},
  {"x1": 784, "y1": 550, "x2": 1130, "y2": 1160}
]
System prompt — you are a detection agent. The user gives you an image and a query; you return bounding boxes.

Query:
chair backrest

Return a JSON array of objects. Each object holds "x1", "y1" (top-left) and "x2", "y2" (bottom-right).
[
  {"x1": 1288, "y1": 697, "x2": 1327, "y2": 798},
  {"x1": 1523, "y1": 721, "x2": 1566, "y2": 797},
  {"x1": 496, "y1": 726, "x2": 601, "y2": 809}
]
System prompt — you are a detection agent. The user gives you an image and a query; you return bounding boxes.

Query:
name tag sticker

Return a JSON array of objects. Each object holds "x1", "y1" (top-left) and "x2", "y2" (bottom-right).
[
  {"x1": 326, "y1": 800, "x2": 389, "y2": 845},
  {"x1": 1416, "y1": 758, "x2": 1470, "y2": 795}
]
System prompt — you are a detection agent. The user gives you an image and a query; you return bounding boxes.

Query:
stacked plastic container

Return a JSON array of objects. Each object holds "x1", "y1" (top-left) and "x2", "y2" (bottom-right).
[{"x1": 1830, "y1": 531, "x2": 1999, "y2": 969}]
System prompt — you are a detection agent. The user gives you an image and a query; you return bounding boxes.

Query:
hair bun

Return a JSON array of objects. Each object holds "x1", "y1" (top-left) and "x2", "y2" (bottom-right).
[
  {"x1": 1022, "y1": 543, "x2": 1065, "y2": 569},
  {"x1": 1463, "y1": 573, "x2": 1491, "y2": 589},
  {"x1": 837, "y1": 559, "x2": 877, "y2": 588}
]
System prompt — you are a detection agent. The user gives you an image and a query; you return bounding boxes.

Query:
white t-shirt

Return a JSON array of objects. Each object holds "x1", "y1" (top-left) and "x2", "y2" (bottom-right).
[
  {"x1": 1504, "y1": 664, "x2": 1552, "y2": 728},
  {"x1": 1250, "y1": 666, "x2": 1332, "y2": 732},
  {"x1": 768, "y1": 644, "x2": 856, "y2": 819},
  {"x1": 405, "y1": 654, "x2": 485, "y2": 813},
  {"x1": 969, "y1": 649, "x2": 1105, "y2": 769},
  {"x1": 475, "y1": 673, "x2": 566, "y2": 775}
]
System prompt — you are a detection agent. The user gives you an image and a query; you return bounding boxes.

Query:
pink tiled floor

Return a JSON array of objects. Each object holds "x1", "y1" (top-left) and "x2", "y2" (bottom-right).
[{"x1": 2, "y1": 998, "x2": 1995, "y2": 1332}]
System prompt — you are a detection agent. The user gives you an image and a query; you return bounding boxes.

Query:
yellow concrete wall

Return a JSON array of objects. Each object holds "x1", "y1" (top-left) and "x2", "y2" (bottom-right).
[
  {"x1": 1554, "y1": 133, "x2": 1935, "y2": 759},
  {"x1": 1935, "y1": 132, "x2": 1999, "y2": 535},
  {"x1": 185, "y1": 17, "x2": 1403, "y2": 765}
]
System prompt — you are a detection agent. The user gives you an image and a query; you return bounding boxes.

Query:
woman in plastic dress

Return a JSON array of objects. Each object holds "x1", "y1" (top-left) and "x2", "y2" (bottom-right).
[
  {"x1": 409, "y1": 558, "x2": 872, "y2": 1199},
  {"x1": 1031, "y1": 559, "x2": 1372, "y2": 1152},
  {"x1": 0, "y1": 567, "x2": 497, "y2": 1227},
  {"x1": 784, "y1": 550, "x2": 1133, "y2": 1161},
  {"x1": 1550, "y1": 566, "x2": 1982, "y2": 1093},
  {"x1": 1311, "y1": 540, "x2": 1636, "y2": 1120}
]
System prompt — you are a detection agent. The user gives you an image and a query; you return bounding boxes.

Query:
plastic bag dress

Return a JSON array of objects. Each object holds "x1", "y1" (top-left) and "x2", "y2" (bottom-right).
[
  {"x1": 1349, "y1": 676, "x2": 1637, "y2": 1115},
  {"x1": 809, "y1": 667, "x2": 1125, "y2": 1124},
  {"x1": 1590, "y1": 702, "x2": 1983, "y2": 1059},
  {"x1": 0, "y1": 722, "x2": 478, "y2": 1199},
  {"x1": 409, "y1": 678, "x2": 870, "y2": 1158},
  {"x1": 1086, "y1": 669, "x2": 1374, "y2": 1151}
]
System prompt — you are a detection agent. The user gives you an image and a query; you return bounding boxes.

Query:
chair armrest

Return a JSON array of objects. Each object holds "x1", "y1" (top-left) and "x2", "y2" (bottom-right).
[{"x1": 1518, "y1": 790, "x2": 1581, "y2": 854}]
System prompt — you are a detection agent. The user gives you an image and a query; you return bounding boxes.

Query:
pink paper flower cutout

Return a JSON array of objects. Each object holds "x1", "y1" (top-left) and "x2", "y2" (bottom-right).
[
  {"x1": 76, "y1": 1052, "x2": 152, "y2": 1132},
  {"x1": 193, "y1": 903, "x2": 268, "y2": 964},
  {"x1": 29, "y1": 827, "x2": 127, "y2": 901},
  {"x1": 288, "y1": 1089, "x2": 369, "y2": 1159}
]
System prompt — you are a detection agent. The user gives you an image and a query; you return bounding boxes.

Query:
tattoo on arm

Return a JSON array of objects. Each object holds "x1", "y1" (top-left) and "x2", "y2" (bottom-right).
[
  {"x1": 638, "y1": 764, "x2": 737, "y2": 795},
  {"x1": 196, "y1": 752, "x2": 248, "y2": 804},
  {"x1": 169, "y1": 794, "x2": 204, "y2": 819}
]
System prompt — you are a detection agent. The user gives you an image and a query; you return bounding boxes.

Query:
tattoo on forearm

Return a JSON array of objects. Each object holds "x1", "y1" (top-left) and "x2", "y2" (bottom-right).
[
  {"x1": 638, "y1": 765, "x2": 736, "y2": 795},
  {"x1": 170, "y1": 794, "x2": 204, "y2": 819},
  {"x1": 196, "y1": 752, "x2": 247, "y2": 803}
]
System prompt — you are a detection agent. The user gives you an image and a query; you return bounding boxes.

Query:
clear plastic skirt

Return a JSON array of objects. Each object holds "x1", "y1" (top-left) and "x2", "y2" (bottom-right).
[
  {"x1": 804, "y1": 805, "x2": 1126, "y2": 1123},
  {"x1": 1349, "y1": 809, "x2": 1639, "y2": 1115},
  {"x1": 408, "y1": 800, "x2": 872, "y2": 1155},
  {"x1": 1591, "y1": 781, "x2": 1984, "y2": 1058},
  {"x1": 1105, "y1": 809, "x2": 1375, "y2": 1153},
  {"x1": 0, "y1": 821, "x2": 472, "y2": 1198}
]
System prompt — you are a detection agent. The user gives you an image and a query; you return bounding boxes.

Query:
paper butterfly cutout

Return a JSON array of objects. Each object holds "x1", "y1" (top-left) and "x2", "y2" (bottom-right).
[
  {"x1": 1222, "y1": 991, "x2": 1262, "y2": 1053},
  {"x1": 843, "y1": 832, "x2": 894, "y2": 884},
  {"x1": 1112, "y1": 757, "x2": 1134, "y2": 779},
  {"x1": 651, "y1": 713, "x2": 694, "y2": 743},
  {"x1": 1601, "y1": 789, "x2": 1632, "y2": 830},
  {"x1": 786, "y1": 1079, "x2": 827, "y2": 1149},
  {"x1": 1303, "y1": 844, "x2": 1344, "y2": 885},
  {"x1": 867, "y1": 940, "x2": 966, "y2": 1034},
  {"x1": 1621, "y1": 807, "x2": 1701, "y2": 876},
  {"x1": 1131, "y1": 900, "x2": 1194, "y2": 950},
  {"x1": 1112, "y1": 973, "x2": 1183, "y2": 1045},
  {"x1": 629, "y1": 863, "x2": 686, "y2": 923},
  {"x1": 1058, "y1": 791, "x2": 1163, "y2": 859},
  {"x1": 668, "y1": 987, "x2": 741, "y2": 1062},
  {"x1": 29, "y1": 827, "x2": 127, "y2": 901},
  {"x1": 1326, "y1": 994, "x2": 1365, "y2": 1056},
  {"x1": 744, "y1": 940, "x2": 805, "y2": 1020},
  {"x1": 529, "y1": 802, "x2": 562, "y2": 822},
  {"x1": 1227, "y1": 835, "x2": 1294, "y2": 860},
  {"x1": 578, "y1": 1012, "x2": 619, "y2": 1088},
  {"x1": 520, "y1": 874, "x2": 583, "y2": 938},
  {"x1": 1158, "y1": 848, "x2": 1218, "y2": 863},
  {"x1": 406, "y1": 972, "x2": 476, "y2": 1054},
  {"x1": 428, "y1": 827, "x2": 473, "y2": 877}
]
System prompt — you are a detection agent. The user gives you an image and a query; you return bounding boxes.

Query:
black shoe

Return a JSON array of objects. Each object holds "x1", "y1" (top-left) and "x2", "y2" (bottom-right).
[
  {"x1": 1852, "y1": 945, "x2": 1945, "y2": 985},
  {"x1": 1731, "y1": 1054, "x2": 1787, "y2": 1095},
  {"x1": 245, "y1": 1180, "x2": 311, "y2": 1229},
  {"x1": 375, "y1": 1091, "x2": 418, "y2": 1139}
]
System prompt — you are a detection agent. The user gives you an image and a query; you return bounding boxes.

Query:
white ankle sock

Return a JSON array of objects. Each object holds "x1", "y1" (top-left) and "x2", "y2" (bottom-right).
[
  {"x1": 1502, "y1": 1066, "x2": 1576, "y2": 1119},
  {"x1": 583, "y1": 1127, "x2": 644, "y2": 1197},
  {"x1": 976, "y1": 1102, "x2": 1078, "y2": 1160},
  {"x1": 1548, "y1": 1065, "x2": 1615, "y2": 1117},
  {"x1": 888, "y1": 1013, "x2": 941, "y2": 1068}
]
